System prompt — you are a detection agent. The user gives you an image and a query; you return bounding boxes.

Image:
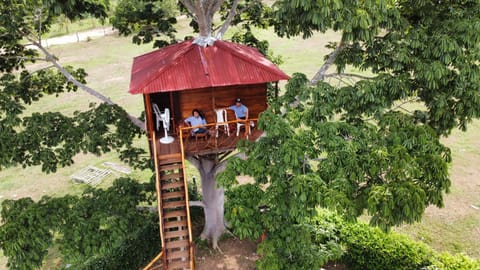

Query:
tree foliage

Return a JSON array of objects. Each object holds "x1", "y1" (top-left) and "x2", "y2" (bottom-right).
[
  {"x1": 2, "y1": 0, "x2": 480, "y2": 269},
  {"x1": 0, "y1": 178, "x2": 157, "y2": 270},
  {"x1": 0, "y1": 0, "x2": 146, "y2": 172},
  {"x1": 111, "y1": 0, "x2": 178, "y2": 48},
  {"x1": 219, "y1": 1, "x2": 480, "y2": 269},
  {"x1": 1, "y1": 1, "x2": 151, "y2": 267}
]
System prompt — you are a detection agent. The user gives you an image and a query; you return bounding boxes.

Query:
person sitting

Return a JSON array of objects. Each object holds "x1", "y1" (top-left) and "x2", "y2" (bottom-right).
[
  {"x1": 184, "y1": 109, "x2": 207, "y2": 136},
  {"x1": 228, "y1": 98, "x2": 248, "y2": 120}
]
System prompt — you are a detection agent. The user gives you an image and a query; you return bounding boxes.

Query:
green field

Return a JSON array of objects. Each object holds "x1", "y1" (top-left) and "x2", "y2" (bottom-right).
[{"x1": 1, "y1": 15, "x2": 479, "y2": 269}]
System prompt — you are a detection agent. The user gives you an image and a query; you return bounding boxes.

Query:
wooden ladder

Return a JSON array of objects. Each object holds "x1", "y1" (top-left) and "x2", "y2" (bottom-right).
[
  {"x1": 144, "y1": 138, "x2": 194, "y2": 270},
  {"x1": 157, "y1": 153, "x2": 193, "y2": 270},
  {"x1": 158, "y1": 153, "x2": 193, "y2": 270}
]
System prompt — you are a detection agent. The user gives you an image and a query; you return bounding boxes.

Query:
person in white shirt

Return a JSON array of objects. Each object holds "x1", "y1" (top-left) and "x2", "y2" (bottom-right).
[
  {"x1": 184, "y1": 109, "x2": 207, "y2": 136},
  {"x1": 228, "y1": 98, "x2": 248, "y2": 120}
]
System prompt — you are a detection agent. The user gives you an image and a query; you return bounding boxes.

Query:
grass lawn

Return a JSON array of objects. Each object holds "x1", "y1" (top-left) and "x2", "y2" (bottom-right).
[{"x1": 1, "y1": 16, "x2": 479, "y2": 269}]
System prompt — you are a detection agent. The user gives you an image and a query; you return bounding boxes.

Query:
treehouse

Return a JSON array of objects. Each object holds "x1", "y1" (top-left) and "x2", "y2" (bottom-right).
[{"x1": 129, "y1": 39, "x2": 289, "y2": 270}]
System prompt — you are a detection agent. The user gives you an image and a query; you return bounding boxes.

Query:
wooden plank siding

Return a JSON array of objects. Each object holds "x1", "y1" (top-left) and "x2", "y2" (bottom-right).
[{"x1": 150, "y1": 83, "x2": 267, "y2": 127}]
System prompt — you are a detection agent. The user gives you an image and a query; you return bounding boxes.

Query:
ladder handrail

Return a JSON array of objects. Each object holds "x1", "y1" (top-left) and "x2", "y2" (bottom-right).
[
  {"x1": 151, "y1": 130, "x2": 166, "y2": 267},
  {"x1": 179, "y1": 127, "x2": 195, "y2": 270},
  {"x1": 142, "y1": 251, "x2": 164, "y2": 270}
]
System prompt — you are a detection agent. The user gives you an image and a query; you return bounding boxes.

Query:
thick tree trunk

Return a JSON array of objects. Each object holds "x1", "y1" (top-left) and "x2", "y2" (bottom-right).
[{"x1": 189, "y1": 156, "x2": 226, "y2": 249}]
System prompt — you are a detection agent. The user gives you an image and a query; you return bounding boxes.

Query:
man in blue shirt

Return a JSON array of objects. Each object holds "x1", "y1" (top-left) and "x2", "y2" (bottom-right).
[
  {"x1": 184, "y1": 109, "x2": 207, "y2": 135},
  {"x1": 228, "y1": 98, "x2": 249, "y2": 120}
]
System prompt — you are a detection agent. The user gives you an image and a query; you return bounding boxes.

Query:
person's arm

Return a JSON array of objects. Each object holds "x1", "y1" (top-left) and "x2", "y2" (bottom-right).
[{"x1": 245, "y1": 107, "x2": 249, "y2": 119}]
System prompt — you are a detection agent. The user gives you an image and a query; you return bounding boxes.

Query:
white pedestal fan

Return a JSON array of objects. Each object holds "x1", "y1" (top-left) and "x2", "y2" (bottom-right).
[{"x1": 159, "y1": 108, "x2": 174, "y2": 144}]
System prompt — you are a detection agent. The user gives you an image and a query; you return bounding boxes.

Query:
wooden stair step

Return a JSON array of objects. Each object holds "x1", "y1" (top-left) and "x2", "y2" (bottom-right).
[
  {"x1": 160, "y1": 163, "x2": 183, "y2": 172},
  {"x1": 167, "y1": 249, "x2": 190, "y2": 261},
  {"x1": 163, "y1": 209, "x2": 187, "y2": 219},
  {"x1": 158, "y1": 153, "x2": 182, "y2": 165},
  {"x1": 160, "y1": 173, "x2": 183, "y2": 181},
  {"x1": 167, "y1": 260, "x2": 191, "y2": 270},
  {"x1": 162, "y1": 191, "x2": 185, "y2": 200},
  {"x1": 164, "y1": 220, "x2": 187, "y2": 229},
  {"x1": 165, "y1": 229, "x2": 189, "y2": 239},
  {"x1": 163, "y1": 200, "x2": 186, "y2": 209},
  {"x1": 165, "y1": 239, "x2": 190, "y2": 250},
  {"x1": 162, "y1": 181, "x2": 184, "y2": 190}
]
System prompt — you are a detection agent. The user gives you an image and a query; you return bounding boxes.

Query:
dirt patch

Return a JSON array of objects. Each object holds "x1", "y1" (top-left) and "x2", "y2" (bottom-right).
[
  {"x1": 195, "y1": 238, "x2": 258, "y2": 270},
  {"x1": 193, "y1": 237, "x2": 347, "y2": 270}
]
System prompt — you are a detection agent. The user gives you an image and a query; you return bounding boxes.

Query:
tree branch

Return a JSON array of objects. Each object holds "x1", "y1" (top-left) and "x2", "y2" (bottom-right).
[
  {"x1": 310, "y1": 38, "x2": 346, "y2": 84},
  {"x1": 323, "y1": 72, "x2": 376, "y2": 80},
  {"x1": 26, "y1": 37, "x2": 146, "y2": 131},
  {"x1": 0, "y1": 55, "x2": 48, "y2": 62},
  {"x1": 179, "y1": 0, "x2": 196, "y2": 15},
  {"x1": 186, "y1": 155, "x2": 201, "y2": 168},
  {"x1": 213, "y1": 152, "x2": 246, "y2": 176},
  {"x1": 215, "y1": 0, "x2": 240, "y2": 40},
  {"x1": 189, "y1": 200, "x2": 205, "y2": 208},
  {"x1": 389, "y1": 98, "x2": 419, "y2": 114}
]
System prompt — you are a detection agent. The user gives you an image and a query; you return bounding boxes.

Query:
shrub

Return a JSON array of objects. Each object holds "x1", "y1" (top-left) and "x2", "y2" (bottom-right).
[
  {"x1": 427, "y1": 252, "x2": 480, "y2": 270},
  {"x1": 75, "y1": 218, "x2": 160, "y2": 270},
  {"x1": 340, "y1": 221, "x2": 433, "y2": 269}
]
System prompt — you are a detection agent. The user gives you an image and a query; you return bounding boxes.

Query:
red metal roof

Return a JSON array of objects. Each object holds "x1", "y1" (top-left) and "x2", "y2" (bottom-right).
[{"x1": 129, "y1": 39, "x2": 290, "y2": 94}]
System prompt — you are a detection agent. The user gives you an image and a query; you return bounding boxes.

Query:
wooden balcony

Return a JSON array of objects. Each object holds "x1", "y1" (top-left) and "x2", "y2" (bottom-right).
[{"x1": 154, "y1": 120, "x2": 262, "y2": 157}]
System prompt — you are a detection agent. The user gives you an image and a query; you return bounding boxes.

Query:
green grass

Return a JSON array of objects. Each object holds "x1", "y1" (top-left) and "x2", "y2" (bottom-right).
[{"x1": 45, "y1": 17, "x2": 108, "y2": 39}]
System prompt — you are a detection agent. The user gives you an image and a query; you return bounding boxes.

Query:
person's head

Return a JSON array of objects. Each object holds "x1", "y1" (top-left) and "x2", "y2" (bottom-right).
[
  {"x1": 235, "y1": 98, "x2": 241, "y2": 107},
  {"x1": 192, "y1": 109, "x2": 201, "y2": 118}
]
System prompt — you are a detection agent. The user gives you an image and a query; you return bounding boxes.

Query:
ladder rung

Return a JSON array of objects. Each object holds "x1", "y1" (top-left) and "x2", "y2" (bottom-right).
[
  {"x1": 158, "y1": 153, "x2": 182, "y2": 159},
  {"x1": 164, "y1": 220, "x2": 187, "y2": 229},
  {"x1": 167, "y1": 260, "x2": 191, "y2": 270},
  {"x1": 165, "y1": 229, "x2": 189, "y2": 239},
  {"x1": 160, "y1": 163, "x2": 183, "y2": 172},
  {"x1": 167, "y1": 249, "x2": 190, "y2": 260},
  {"x1": 165, "y1": 239, "x2": 189, "y2": 250},
  {"x1": 160, "y1": 173, "x2": 183, "y2": 181},
  {"x1": 163, "y1": 200, "x2": 186, "y2": 209},
  {"x1": 162, "y1": 191, "x2": 185, "y2": 200},
  {"x1": 163, "y1": 209, "x2": 187, "y2": 219},
  {"x1": 162, "y1": 181, "x2": 184, "y2": 190}
]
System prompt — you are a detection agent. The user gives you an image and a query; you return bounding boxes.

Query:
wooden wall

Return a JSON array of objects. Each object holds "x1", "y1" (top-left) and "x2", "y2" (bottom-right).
[{"x1": 154, "y1": 83, "x2": 268, "y2": 126}]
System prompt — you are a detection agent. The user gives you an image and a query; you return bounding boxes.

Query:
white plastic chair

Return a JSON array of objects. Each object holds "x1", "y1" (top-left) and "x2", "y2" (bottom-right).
[
  {"x1": 215, "y1": 109, "x2": 230, "y2": 137},
  {"x1": 236, "y1": 120, "x2": 251, "y2": 137},
  {"x1": 152, "y1": 103, "x2": 162, "y2": 131}
]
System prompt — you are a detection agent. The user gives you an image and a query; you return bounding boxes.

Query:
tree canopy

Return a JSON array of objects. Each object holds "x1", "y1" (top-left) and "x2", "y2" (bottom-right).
[
  {"x1": 219, "y1": 0, "x2": 480, "y2": 268},
  {"x1": 1, "y1": 0, "x2": 480, "y2": 269}
]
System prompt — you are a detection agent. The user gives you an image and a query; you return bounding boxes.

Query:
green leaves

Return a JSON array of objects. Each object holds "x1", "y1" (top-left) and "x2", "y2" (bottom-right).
[
  {"x1": 0, "y1": 178, "x2": 156, "y2": 270},
  {"x1": 0, "y1": 0, "x2": 109, "y2": 64},
  {"x1": 1, "y1": 102, "x2": 144, "y2": 173},
  {"x1": 111, "y1": 0, "x2": 177, "y2": 48},
  {"x1": 224, "y1": 69, "x2": 455, "y2": 268}
]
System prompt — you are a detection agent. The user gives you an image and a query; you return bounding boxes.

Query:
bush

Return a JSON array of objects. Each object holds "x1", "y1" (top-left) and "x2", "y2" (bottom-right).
[
  {"x1": 75, "y1": 218, "x2": 160, "y2": 270},
  {"x1": 340, "y1": 222, "x2": 432, "y2": 270},
  {"x1": 427, "y1": 253, "x2": 480, "y2": 270}
]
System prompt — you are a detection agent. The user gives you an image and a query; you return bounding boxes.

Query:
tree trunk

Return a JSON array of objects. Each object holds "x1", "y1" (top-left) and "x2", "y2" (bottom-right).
[{"x1": 189, "y1": 156, "x2": 226, "y2": 249}]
